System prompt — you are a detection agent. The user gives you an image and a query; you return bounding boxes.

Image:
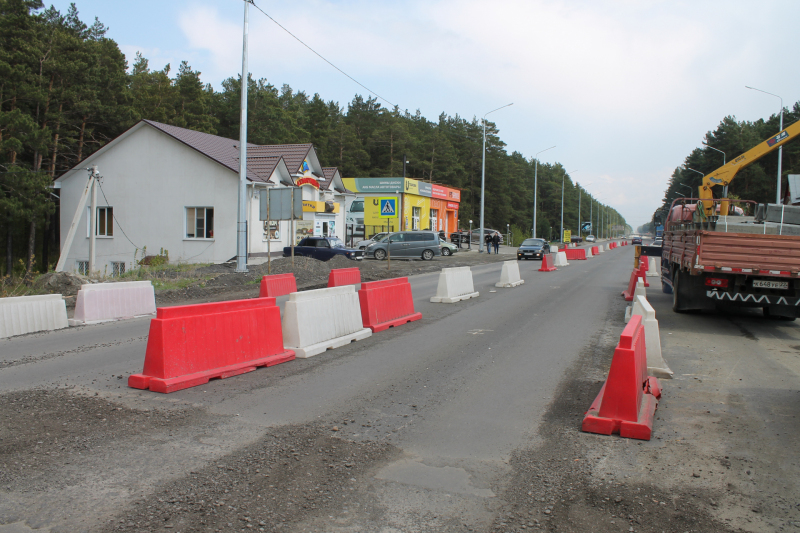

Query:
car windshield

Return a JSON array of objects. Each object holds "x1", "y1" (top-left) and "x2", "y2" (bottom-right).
[
  {"x1": 350, "y1": 200, "x2": 364, "y2": 213},
  {"x1": 329, "y1": 238, "x2": 345, "y2": 248},
  {"x1": 372, "y1": 233, "x2": 387, "y2": 241},
  {"x1": 521, "y1": 239, "x2": 545, "y2": 246}
]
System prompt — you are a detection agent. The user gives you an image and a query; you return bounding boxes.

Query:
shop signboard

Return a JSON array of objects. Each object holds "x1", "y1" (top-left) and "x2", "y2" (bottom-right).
[
  {"x1": 563, "y1": 230, "x2": 572, "y2": 243},
  {"x1": 295, "y1": 220, "x2": 313, "y2": 243},
  {"x1": 417, "y1": 181, "x2": 432, "y2": 197},
  {"x1": 446, "y1": 202, "x2": 459, "y2": 210}
]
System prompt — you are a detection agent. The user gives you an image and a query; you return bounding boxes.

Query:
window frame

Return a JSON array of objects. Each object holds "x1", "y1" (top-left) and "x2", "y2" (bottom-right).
[
  {"x1": 86, "y1": 206, "x2": 114, "y2": 238},
  {"x1": 185, "y1": 206, "x2": 215, "y2": 240}
]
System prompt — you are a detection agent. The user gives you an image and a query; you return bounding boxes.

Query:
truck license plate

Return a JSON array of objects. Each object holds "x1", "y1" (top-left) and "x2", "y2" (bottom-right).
[{"x1": 753, "y1": 280, "x2": 788, "y2": 290}]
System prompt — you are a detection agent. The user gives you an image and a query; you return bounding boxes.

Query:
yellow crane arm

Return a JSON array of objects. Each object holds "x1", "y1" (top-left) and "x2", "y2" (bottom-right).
[{"x1": 699, "y1": 119, "x2": 800, "y2": 213}]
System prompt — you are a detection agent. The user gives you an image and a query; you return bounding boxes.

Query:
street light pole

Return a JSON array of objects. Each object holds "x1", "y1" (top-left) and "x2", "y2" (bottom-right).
[
  {"x1": 235, "y1": 0, "x2": 254, "y2": 273},
  {"x1": 532, "y1": 145, "x2": 555, "y2": 238},
  {"x1": 560, "y1": 169, "x2": 577, "y2": 244},
  {"x1": 677, "y1": 183, "x2": 693, "y2": 196},
  {"x1": 703, "y1": 143, "x2": 727, "y2": 196},
  {"x1": 480, "y1": 103, "x2": 513, "y2": 253},
  {"x1": 746, "y1": 86, "x2": 784, "y2": 204}
]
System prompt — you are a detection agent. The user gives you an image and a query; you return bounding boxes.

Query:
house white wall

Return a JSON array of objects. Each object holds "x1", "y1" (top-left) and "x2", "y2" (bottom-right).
[{"x1": 58, "y1": 125, "x2": 240, "y2": 272}]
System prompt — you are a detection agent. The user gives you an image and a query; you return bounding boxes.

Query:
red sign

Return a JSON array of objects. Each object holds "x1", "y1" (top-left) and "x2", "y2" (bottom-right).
[
  {"x1": 446, "y1": 202, "x2": 459, "y2": 210},
  {"x1": 296, "y1": 177, "x2": 319, "y2": 188},
  {"x1": 432, "y1": 184, "x2": 461, "y2": 201}
]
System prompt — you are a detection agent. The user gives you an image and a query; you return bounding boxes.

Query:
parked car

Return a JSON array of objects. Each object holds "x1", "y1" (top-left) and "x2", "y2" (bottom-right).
[
  {"x1": 284, "y1": 237, "x2": 363, "y2": 261},
  {"x1": 586, "y1": 235, "x2": 596, "y2": 243},
  {"x1": 365, "y1": 231, "x2": 441, "y2": 261},
  {"x1": 449, "y1": 228, "x2": 504, "y2": 245},
  {"x1": 517, "y1": 238, "x2": 550, "y2": 260},
  {"x1": 652, "y1": 237, "x2": 663, "y2": 247},
  {"x1": 632, "y1": 236, "x2": 643, "y2": 245},
  {"x1": 570, "y1": 235, "x2": 583, "y2": 243},
  {"x1": 354, "y1": 232, "x2": 388, "y2": 250},
  {"x1": 439, "y1": 238, "x2": 458, "y2": 256}
]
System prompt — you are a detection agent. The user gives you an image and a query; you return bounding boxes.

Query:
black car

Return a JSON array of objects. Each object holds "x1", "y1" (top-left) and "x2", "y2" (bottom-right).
[
  {"x1": 284, "y1": 237, "x2": 363, "y2": 261},
  {"x1": 517, "y1": 238, "x2": 550, "y2": 260},
  {"x1": 632, "y1": 236, "x2": 643, "y2": 245},
  {"x1": 570, "y1": 235, "x2": 583, "y2": 243}
]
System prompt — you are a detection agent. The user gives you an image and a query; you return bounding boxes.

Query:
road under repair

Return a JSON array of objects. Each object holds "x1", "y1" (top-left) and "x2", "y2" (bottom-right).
[{"x1": 0, "y1": 246, "x2": 798, "y2": 532}]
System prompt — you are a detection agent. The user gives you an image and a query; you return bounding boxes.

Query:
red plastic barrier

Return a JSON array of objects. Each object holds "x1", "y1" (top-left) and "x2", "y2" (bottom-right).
[
  {"x1": 637, "y1": 262, "x2": 650, "y2": 287},
  {"x1": 328, "y1": 267, "x2": 362, "y2": 288},
  {"x1": 259, "y1": 273, "x2": 297, "y2": 298},
  {"x1": 582, "y1": 315, "x2": 660, "y2": 440},
  {"x1": 621, "y1": 270, "x2": 638, "y2": 301},
  {"x1": 358, "y1": 277, "x2": 422, "y2": 332},
  {"x1": 564, "y1": 248, "x2": 587, "y2": 260},
  {"x1": 539, "y1": 253, "x2": 557, "y2": 272},
  {"x1": 128, "y1": 297, "x2": 294, "y2": 393},
  {"x1": 591, "y1": 246, "x2": 599, "y2": 255}
]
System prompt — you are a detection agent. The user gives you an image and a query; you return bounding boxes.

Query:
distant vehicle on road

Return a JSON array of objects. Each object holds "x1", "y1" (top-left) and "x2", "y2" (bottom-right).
[
  {"x1": 570, "y1": 235, "x2": 583, "y2": 243},
  {"x1": 516, "y1": 238, "x2": 550, "y2": 260},
  {"x1": 365, "y1": 231, "x2": 441, "y2": 261},
  {"x1": 632, "y1": 236, "x2": 643, "y2": 245},
  {"x1": 284, "y1": 237, "x2": 363, "y2": 261},
  {"x1": 354, "y1": 232, "x2": 388, "y2": 250},
  {"x1": 586, "y1": 235, "x2": 596, "y2": 243},
  {"x1": 652, "y1": 237, "x2": 663, "y2": 247},
  {"x1": 439, "y1": 238, "x2": 458, "y2": 256}
]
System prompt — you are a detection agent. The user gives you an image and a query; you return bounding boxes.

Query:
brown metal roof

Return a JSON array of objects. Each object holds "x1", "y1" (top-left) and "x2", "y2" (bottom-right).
[
  {"x1": 245, "y1": 156, "x2": 283, "y2": 183},
  {"x1": 320, "y1": 167, "x2": 339, "y2": 191},
  {"x1": 246, "y1": 144, "x2": 313, "y2": 176}
]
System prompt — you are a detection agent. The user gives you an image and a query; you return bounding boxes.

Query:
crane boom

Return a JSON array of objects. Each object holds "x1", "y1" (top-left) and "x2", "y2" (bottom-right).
[{"x1": 699, "y1": 119, "x2": 800, "y2": 213}]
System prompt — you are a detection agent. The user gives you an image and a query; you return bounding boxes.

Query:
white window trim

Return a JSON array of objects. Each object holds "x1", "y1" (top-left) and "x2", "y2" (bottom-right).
[
  {"x1": 86, "y1": 206, "x2": 114, "y2": 238},
  {"x1": 185, "y1": 206, "x2": 215, "y2": 240}
]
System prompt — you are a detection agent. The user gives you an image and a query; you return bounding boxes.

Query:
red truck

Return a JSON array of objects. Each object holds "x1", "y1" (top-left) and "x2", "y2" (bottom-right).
[{"x1": 662, "y1": 199, "x2": 800, "y2": 320}]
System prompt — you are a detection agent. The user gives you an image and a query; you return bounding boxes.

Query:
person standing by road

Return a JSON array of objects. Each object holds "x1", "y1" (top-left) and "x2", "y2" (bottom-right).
[
  {"x1": 485, "y1": 233, "x2": 492, "y2": 253},
  {"x1": 492, "y1": 232, "x2": 500, "y2": 254}
]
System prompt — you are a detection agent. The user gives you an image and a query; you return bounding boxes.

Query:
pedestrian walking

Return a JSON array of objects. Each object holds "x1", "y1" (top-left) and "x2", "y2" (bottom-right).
[
  {"x1": 492, "y1": 232, "x2": 500, "y2": 254},
  {"x1": 485, "y1": 233, "x2": 492, "y2": 253}
]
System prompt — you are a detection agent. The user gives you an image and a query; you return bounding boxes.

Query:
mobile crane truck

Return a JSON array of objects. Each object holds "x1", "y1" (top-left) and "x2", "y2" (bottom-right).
[{"x1": 662, "y1": 119, "x2": 800, "y2": 320}]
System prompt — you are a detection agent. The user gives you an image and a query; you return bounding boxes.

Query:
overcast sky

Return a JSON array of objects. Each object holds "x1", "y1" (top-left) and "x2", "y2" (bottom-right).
[{"x1": 48, "y1": 0, "x2": 800, "y2": 229}]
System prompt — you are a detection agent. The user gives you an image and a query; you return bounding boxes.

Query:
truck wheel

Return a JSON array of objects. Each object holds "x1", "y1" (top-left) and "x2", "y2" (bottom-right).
[{"x1": 672, "y1": 270, "x2": 686, "y2": 313}]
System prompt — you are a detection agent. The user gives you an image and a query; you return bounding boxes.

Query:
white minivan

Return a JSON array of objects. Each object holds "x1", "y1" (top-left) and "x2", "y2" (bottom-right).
[{"x1": 346, "y1": 198, "x2": 365, "y2": 237}]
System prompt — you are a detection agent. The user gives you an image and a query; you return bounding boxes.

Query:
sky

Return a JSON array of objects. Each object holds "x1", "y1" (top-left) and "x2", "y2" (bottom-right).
[{"x1": 46, "y1": 0, "x2": 800, "y2": 229}]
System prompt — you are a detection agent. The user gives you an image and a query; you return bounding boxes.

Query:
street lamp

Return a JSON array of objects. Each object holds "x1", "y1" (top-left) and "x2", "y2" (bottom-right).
[
  {"x1": 560, "y1": 169, "x2": 578, "y2": 243},
  {"x1": 746, "y1": 85, "x2": 784, "y2": 204},
  {"x1": 532, "y1": 145, "x2": 556, "y2": 238},
  {"x1": 703, "y1": 143, "x2": 727, "y2": 196},
  {"x1": 480, "y1": 102, "x2": 513, "y2": 252},
  {"x1": 468, "y1": 219, "x2": 473, "y2": 250},
  {"x1": 684, "y1": 167, "x2": 704, "y2": 200},
  {"x1": 402, "y1": 154, "x2": 410, "y2": 178},
  {"x1": 677, "y1": 183, "x2": 693, "y2": 196}
]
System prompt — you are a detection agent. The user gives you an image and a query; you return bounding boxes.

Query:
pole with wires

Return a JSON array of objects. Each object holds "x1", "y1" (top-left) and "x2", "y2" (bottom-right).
[{"x1": 235, "y1": 0, "x2": 253, "y2": 273}]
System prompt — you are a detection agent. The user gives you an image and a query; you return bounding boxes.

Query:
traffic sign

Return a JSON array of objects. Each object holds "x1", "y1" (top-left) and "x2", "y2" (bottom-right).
[
  {"x1": 379, "y1": 197, "x2": 397, "y2": 218},
  {"x1": 563, "y1": 229, "x2": 572, "y2": 243}
]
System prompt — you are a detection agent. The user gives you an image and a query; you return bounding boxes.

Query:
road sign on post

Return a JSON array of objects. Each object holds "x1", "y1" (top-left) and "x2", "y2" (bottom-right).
[
  {"x1": 563, "y1": 230, "x2": 572, "y2": 243},
  {"x1": 378, "y1": 197, "x2": 397, "y2": 218},
  {"x1": 260, "y1": 187, "x2": 303, "y2": 269}
]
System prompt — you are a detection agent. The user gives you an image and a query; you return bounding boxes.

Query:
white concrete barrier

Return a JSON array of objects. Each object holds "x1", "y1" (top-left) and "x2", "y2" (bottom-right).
[
  {"x1": 597, "y1": 245, "x2": 604, "y2": 253},
  {"x1": 0, "y1": 294, "x2": 68, "y2": 339},
  {"x1": 624, "y1": 280, "x2": 647, "y2": 323},
  {"x1": 586, "y1": 247, "x2": 594, "y2": 258},
  {"x1": 70, "y1": 281, "x2": 156, "y2": 326},
  {"x1": 282, "y1": 285, "x2": 372, "y2": 358},
  {"x1": 554, "y1": 251, "x2": 569, "y2": 267},
  {"x1": 632, "y1": 295, "x2": 673, "y2": 379},
  {"x1": 495, "y1": 261, "x2": 524, "y2": 288},
  {"x1": 646, "y1": 257, "x2": 660, "y2": 277},
  {"x1": 431, "y1": 266, "x2": 479, "y2": 303}
]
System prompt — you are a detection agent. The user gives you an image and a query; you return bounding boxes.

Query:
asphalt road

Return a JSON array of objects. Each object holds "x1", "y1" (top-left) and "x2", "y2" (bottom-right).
[{"x1": 2, "y1": 241, "x2": 796, "y2": 532}]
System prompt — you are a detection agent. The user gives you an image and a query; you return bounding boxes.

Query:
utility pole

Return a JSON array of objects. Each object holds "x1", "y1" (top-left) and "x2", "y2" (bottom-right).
[
  {"x1": 89, "y1": 165, "x2": 98, "y2": 274},
  {"x1": 235, "y1": 0, "x2": 253, "y2": 273}
]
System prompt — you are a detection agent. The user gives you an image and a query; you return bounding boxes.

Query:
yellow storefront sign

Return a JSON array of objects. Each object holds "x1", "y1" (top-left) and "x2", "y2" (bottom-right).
[
  {"x1": 302, "y1": 200, "x2": 340, "y2": 213},
  {"x1": 563, "y1": 230, "x2": 571, "y2": 243}
]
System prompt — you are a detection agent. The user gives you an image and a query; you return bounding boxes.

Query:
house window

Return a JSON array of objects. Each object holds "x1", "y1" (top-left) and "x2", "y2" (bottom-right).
[
  {"x1": 186, "y1": 207, "x2": 214, "y2": 239},
  {"x1": 429, "y1": 209, "x2": 438, "y2": 232},
  {"x1": 86, "y1": 207, "x2": 113, "y2": 237},
  {"x1": 412, "y1": 207, "x2": 421, "y2": 230},
  {"x1": 76, "y1": 260, "x2": 89, "y2": 275},
  {"x1": 111, "y1": 262, "x2": 125, "y2": 277}
]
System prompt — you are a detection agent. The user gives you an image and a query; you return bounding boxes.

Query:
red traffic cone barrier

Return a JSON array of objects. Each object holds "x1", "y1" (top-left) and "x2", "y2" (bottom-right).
[
  {"x1": 539, "y1": 253, "x2": 557, "y2": 272},
  {"x1": 582, "y1": 315, "x2": 660, "y2": 440},
  {"x1": 328, "y1": 267, "x2": 362, "y2": 287},
  {"x1": 260, "y1": 274, "x2": 297, "y2": 298}
]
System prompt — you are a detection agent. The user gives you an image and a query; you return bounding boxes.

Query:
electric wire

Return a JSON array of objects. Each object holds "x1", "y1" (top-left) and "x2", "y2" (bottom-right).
[
  {"x1": 250, "y1": 1, "x2": 395, "y2": 107},
  {"x1": 95, "y1": 176, "x2": 142, "y2": 252}
]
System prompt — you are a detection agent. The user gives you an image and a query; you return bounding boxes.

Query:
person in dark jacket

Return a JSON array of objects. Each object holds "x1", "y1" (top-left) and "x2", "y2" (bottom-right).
[
  {"x1": 485, "y1": 233, "x2": 492, "y2": 253},
  {"x1": 492, "y1": 232, "x2": 500, "y2": 254}
]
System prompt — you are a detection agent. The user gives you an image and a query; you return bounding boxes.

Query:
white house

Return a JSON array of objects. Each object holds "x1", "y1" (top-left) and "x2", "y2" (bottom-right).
[{"x1": 54, "y1": 120, "x2": 351, "y2": 275}]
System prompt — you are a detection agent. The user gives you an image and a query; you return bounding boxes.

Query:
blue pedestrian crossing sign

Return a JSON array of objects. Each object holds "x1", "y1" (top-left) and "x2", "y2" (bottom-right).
[{"x1": 379, "y1": 197, "x2": 397, "y2": 218}]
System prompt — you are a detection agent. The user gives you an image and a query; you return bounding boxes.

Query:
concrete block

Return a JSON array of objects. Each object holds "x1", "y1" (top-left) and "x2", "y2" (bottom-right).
[
  {"x1": 646, "y1": 257, "x2": 660, "y2": 277},
  {"x1": 430, "y1": 266, "x2": 479, "y2": 303},
  {"x1": 586, "y1": 247, "x2": 594, "y2": 258},
  {"x1": 631, "y1": 295, "x2": 673, "y2": 379},
  {"x1": 634, "y1": 278, "x2": 647, "y2": 300},
  {"x1": 495, "y1": 261, "x2": 524, "y2": 288},
  {"x1": 554, "y1": 252, "x2": 569, "y2": 266},
  {"x1": 70, "y1": 281, "x2": 156, "y2": 326},
  {"x1": 282, "y1": 285, "x2": 371, "y2": 358},
  {"x1": 0, "y1": 294, "x2": 68, "y2": 339},
  {"x1": 624, "y1": 305, "x2": 633, "y2": 323}
]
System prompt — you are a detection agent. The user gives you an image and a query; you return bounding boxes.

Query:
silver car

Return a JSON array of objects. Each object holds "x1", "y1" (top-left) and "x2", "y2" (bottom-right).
[
  {"x1": 355, "y1": 232, "x2": 389, "y2": 250},
  {"x1": 365, "y1": 231, "x2": 442, "y2": 261}
]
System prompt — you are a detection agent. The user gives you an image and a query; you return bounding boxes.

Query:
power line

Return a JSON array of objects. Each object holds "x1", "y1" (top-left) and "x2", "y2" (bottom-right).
[
  {"x1": 95, "y1": 177, "x2": 142, "y2": 252},
  {"x1": 250, "y1": 1, "x2": 395, "y2": 107}
]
